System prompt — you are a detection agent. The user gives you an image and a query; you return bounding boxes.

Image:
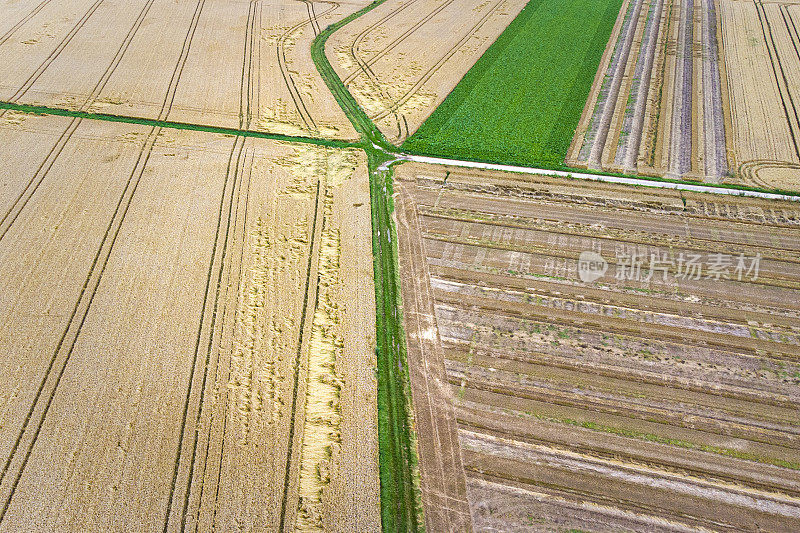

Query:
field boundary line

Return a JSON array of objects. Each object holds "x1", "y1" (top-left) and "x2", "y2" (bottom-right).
[
  {"x1": 400, "y1": 154, "x2": 800, "y2": 201},
  {"x1": 0, "y1": 101, "x2": 360, "y2": 149},
  {"x1": 311, "y1": 1, "x2": 426, "y2": 530},
  {"x1": 3, "y1": 104, "x2": 799, "y2": 200}
]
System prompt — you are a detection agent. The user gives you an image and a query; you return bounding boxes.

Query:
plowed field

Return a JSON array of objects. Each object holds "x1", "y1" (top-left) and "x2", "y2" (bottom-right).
[{"x1": 395, "y1": 160, "x2": 800, "y2": 531}]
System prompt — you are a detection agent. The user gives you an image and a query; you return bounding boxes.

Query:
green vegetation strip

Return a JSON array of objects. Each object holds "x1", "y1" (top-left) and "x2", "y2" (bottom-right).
[
  {"x1": 312, "y1": 5, "x2": 424, "y2": 531},
  {"x1": 402, "y1": 0, "x2": 624, "y2": 168},
  {"x1": 0, "y1": 101, "x2": 359, "y2": 149},
  {"x1": 311, "y1": 3, "x2": 392, "y2": 150},
  {"x1": 369, "y1": 156, "x2": 424, "y2": 532}
]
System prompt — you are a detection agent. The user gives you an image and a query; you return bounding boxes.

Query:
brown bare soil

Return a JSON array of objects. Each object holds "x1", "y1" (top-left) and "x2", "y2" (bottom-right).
[
  {"x1": 326, "y1": 0, "x2": 528, "y2": 144},
  {"x1": 0, "y1": 113, "x2": 379, "y2": 531},
  {"x1": 394, "y1": 178, "x2": 473, "y2": 532},
  {"x1": 395, "y1": 160, "x2": 800, "y2": 531},
  {"x1": 0, "y1": 0, "x2": 368, "y2": 139}
]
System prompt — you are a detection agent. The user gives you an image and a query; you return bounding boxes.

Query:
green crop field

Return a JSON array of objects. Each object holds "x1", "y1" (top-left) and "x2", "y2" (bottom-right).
[{"x1": 401, "y1": 0, "x2": 624, "y2": 168}]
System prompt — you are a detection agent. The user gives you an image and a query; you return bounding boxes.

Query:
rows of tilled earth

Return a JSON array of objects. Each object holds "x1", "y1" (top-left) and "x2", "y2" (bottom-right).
[{"x1": 395, "y1": 161, "x2": 800, "y2": 532}]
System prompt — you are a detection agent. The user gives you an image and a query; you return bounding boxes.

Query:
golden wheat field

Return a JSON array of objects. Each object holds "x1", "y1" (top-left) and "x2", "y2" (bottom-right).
[
  {"x1": 326, "y1": 0, "x2": 527, "y2": 144},
  {"x1": 718, "y1": 0, "x2": 800, "y2": 189},
  {"x1": 0, "y1": 111, "x2": 379, "y2": 531},
  {"x1": 0, "y1": 0, "x2": 368, "y2": 139}
]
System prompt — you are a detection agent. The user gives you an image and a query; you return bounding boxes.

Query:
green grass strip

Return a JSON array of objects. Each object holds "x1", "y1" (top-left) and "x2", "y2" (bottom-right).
[
  {"x1": 0, "y1": 101, "x2": 360, "y2": 149},
  {"x1": 310, "y1": 2, "x2": 392, "y2": 150},
  {"x1": 312, "y1": 5, "x2": 424, "y2": 531},
  {"x1": 402, "y1": 0, "x2": 623, "y2": 168},
  {"x1": 368, "y1": 156, "x2": 424, "y2": 532}
]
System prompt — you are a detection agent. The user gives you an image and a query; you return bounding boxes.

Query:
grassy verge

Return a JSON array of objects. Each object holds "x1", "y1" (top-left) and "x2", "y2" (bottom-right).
[
  {"x1": 401, "y1": 0, "x2": 623, "y2": 168},
  {"x1": 312, "y1": 7, "x2": 424, "y2": 531},
  {"x1": 310, "y1": 3, "x2": 392, "y2": 150},
  {"x1": 369, "y1": 155, "x2": 424, "y2": 532},
  {"x1": 0, "y1": 101, "x2": 358, "y2": 149}
]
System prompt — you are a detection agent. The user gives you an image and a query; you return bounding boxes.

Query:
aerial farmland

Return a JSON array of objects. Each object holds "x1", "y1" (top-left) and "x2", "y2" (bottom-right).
[
  {"x1": 394, "y1": 161, "x2": 800, "y2": 531},
  {"x1": 0, "y1": 0, "x2": 798, "y2": 531}
]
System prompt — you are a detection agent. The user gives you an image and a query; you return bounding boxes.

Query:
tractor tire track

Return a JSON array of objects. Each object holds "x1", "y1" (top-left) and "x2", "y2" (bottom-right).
[
  {"x1": 0, "y1": 0, "x2": 207, "y2": 521},
  {"x1": 240, "y1": 0, "x2": 260, "y2": 130},
  {"x1": 277, "y1": 2, "x2": 339, "y2": 131},
  {"x1": 304, "y1": 0, "x2": 321, "y2": 35},
  {"x1": 157, "y1": 0, "x2": 207, "y2": 121},
  {"x1": 340, "y1": 0, "x2": 425, "y2": 138},
  {"x1": 186, "y1": 8, "x2": 261, "y2": 525},
  {"x1": 371, "y1": 0, "x2": 507, "y2": 124},
  {"x1": 0, "y1": 118, "x2": 80, "y2": 241},
  {"x1": 343, "y1": 0, "x2": 457, "y2": 86},
  {"x1": 340, "y1": 0, "x2": 423, "y2": 86},
  {"x1": 0, "y1": 125, "x2": 160, "y2": 524},
  {"x1": 278, "y1": 153, "x2": 327, "y2": 531},
  {"x1": 168, "y1": 136, "x2": 247, "y2": 533},
  {"x1": 199, "y1": 148, "x2": 254, "y2": 533},
  {"x1": 0, "y1": 0, "x2": 158, "y2": 242},
  {"x1": 345, "y1": 0, "x2": 462, "y2": 139},
  {"x1": 755, "y1": 0, "x2": 800, "y2": 161},
  {"x1": 7, "y1": 0, "x2": 107, "y2": 103},
  {"x1": 0, "y1": 0, "x2": 54, "y2": 47}
]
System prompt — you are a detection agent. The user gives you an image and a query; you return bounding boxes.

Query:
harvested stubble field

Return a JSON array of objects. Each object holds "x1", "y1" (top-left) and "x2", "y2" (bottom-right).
[
  {"x1": 0, "y1": 0, "x2": 369, "y2": 139},
  {"x1": 325, "y1": 0, "x2": 528, "y2": 145},
  {"x1": 569, "y1": 0, "x2": 800, "y2": 189},
  {"x1": 394, "y1": 160, "x2": 800, "y2": 531},
  {"x1": 718, "y1": 0, "x2": 800, "y2": 190},
  {"x1": 568, "y1": 0, "x2": 731, "y2": 182},
  {"x1": 0, "y1": 112, "x2": 379, "y2": 531}
]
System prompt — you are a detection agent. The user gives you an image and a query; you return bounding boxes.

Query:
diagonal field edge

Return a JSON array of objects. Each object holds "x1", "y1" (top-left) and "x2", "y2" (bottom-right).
[
  {"x1": 2, "y1": 101, "x2": 797, "y2": 199},
  {"x1": 0, "y1": 101, "x2": 361, "y2": 150}
]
